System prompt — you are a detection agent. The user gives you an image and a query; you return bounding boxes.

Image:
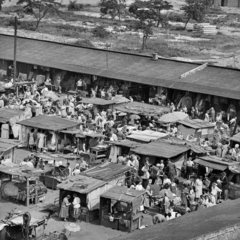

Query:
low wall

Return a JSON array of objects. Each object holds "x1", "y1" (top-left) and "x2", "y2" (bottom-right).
[{"x1": 194, "y1": 224, "x2": 240, "y2": 240}]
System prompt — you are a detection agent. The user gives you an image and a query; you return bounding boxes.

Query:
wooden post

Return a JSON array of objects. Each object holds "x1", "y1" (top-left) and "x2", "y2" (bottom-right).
[
  {"x1": 13, "y1": 16, "x2": 17, "y2": 84},
  {"x1": 26, "y1": 178, "x2": 30, "y2": 206},
  {"x1": 35, "y1": 179, "x2": 38, "y2": 204}
]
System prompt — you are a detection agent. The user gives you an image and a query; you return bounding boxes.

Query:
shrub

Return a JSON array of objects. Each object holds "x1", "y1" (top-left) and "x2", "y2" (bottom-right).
[
  {"x1": 73, "y1": 39, "x2": 95, "y2": 48},
  {"x1": 92, "y1": 25, "x2": 110, "y2": 38},
  {"x1": 19, "y1": 21, "x2": 35, "y2": 31},
  {"x1": 168, "y1": 12, "x2": 185, "y2": 23},
  {"x1": 68, "y1": 1, "x2": 84, "y2": 11}
]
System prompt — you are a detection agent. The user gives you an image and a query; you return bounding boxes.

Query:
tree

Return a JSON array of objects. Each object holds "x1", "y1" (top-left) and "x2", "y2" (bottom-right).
[
  {"x1": 151, "y1": 0, "x2": 173, "y2": 27},
  {"x1": 129, "y1": 1, "x2": 155, "y2": 50},
  {"x1": 181, "y1": 0, "x2": 206, "y2": 29},
  {"x1": 99, "y1": 0, "x2": 126, "y2": 20},
  {"x1": 0, "y1": 0, "x2": 6, "y2": 11},
  {"x1": 17, "y1": 0, "x2": 61, "y2": 30}
]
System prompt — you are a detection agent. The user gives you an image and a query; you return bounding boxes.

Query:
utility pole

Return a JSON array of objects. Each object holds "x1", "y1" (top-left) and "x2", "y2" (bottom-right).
[
  {"x1": 105, "y1": 43, "x2": 111, "y2": 68},
  {"x1": 13, "y1": 16, "x2": 17, "y2": 84}
]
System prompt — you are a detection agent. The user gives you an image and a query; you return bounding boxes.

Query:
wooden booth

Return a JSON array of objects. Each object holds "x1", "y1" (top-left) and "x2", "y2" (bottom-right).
[
  {"x1": 131, "y1": 140, "x2": 189, "y2": 172},
  {"x1": 82, "y1": 162, "x2": 131, "y2": 187},
  {"x1": 57, "y1": 175, "x2": 113, "y2": 222},
  {"x1": 0, "y1": 108, "x2": 24, "y2": 139},
  {"x1": 18, "y1": 115, "x2": 80, "y2": 151},
  {"x1": 194, "y1": 156, "x2": 240, "y2": 199},
  {"x1": 0, "y1": 165, "x2": 48, "y2": 206},
  {"x1": 100, "y1": 186, "x2": 145, "y2": 232},
  {"x1": 0, "y1": 210, "x2": 47, "y2": 240},
  {"x1": 109, "y1": 139, "x2": 142, "y2": 163},
  {"x1": 0, "y1": 138, "x2": 21, "y2": 164},
  {"x1": 177, "y1": 118, "x2": 215, "y2": 140}
]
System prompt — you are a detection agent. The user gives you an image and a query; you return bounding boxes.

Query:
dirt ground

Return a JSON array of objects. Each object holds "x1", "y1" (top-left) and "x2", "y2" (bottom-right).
[{"x1": 0, "y1": 148, "x2": 155, "y2": 240}]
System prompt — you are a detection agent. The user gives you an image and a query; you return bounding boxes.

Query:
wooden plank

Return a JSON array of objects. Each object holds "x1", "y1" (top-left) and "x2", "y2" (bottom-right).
[{"x1": 180, "y1": 63, "x2": 208, "y2": 79}]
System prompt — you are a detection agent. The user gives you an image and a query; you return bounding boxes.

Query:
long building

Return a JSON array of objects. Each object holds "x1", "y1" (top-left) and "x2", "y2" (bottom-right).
[{"x1": 0, "y1": 34, "x2": 240, "y2": 102}]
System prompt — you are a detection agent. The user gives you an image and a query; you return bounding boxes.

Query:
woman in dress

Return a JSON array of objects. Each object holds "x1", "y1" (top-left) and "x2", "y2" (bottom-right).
[
  {"x1": 59, "y1": 195, "x2": 71, "y2": 221},
  {"x1": 28, "y1": 128, "x2": 35, "y2": 151},
  {"x1": 37, "y1": 130, "x2": 46, "y2": 152}
]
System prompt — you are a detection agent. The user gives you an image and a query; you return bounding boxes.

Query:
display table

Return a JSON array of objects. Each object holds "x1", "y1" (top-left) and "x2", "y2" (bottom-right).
[{"x1": 90, "y1": 146, "x2": 108, "y2": 161}]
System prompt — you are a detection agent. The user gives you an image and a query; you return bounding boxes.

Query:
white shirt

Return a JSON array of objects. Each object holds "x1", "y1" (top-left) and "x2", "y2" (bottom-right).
[
  {"x1": 136, "y1": 184, "x2": 144, "y2": 191},
  {"x1": 73, "y1": 197, "x2": 81, "y2": 208},
  {"x1": 72, "y1": 169, "x2": 81, "y2": 176},
  {"x1": 163, "y1": 178, "x2": 171, "y2": 185}
]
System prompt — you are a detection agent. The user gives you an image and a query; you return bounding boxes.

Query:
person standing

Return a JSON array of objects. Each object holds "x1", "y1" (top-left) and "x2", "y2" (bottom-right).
[
  {"x1": 141, "y1": 162, "x2": 150, "y2": 189},
  {"x1": 72, "y1": 194, "x2": 81, "y2": 222},
  {"x1": 150, "y1": 164, "x2": 159, "y2": 185},
  {"x1": 67, "y1": 162, "x2": 72, "y2": 177},
  {"x1": 186, "y1": 158, "x2": 194, "y2": 179},
  {"x1": 166, "y1": 159, "x2": 176, "y2": 181},
  {"x1": 59, "y1": 195, "x2": 71, "y2": 222},
  {"x1": 221, "y1": 172, "x2": 229, "y2": 200},
  {"x1": 195, "y1": 176, "x2": 203, "y2": 200},
  {"x1": 211, "y1": 182, "x2": 222, "y2": 204}
]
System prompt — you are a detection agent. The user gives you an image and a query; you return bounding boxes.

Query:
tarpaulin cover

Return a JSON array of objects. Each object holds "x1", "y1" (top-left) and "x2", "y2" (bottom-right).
[{"x1": 194, "y1": 159, "x2": 227, "y2": 171}]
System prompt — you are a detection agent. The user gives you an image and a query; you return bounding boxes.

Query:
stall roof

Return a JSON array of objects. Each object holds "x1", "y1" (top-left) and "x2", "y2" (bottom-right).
[
  {"x1": 101, "y1": 186, "x2": 145, "y2": 203},
  {"x1": 61, "y1": 129, "x2": 83, "y2": 135},
  {"x1": 0, "y1": 108, "x2": 23, "y2": 123},
  {"x1": 1, "y1": 35, "x2": 240, "y2": 99},
  {"x1": 0, "y1": 164, "x2": 52, "y2": 178},
  {"x1": 131, "y1": 141, "x2": 188, "y2": 158},
  {"x1": 114, "y1": 199, "x2": 240, "y2": 240},
  {"x1": 127, "y1": 130, "x2": 169, "y2": 143},
  {"x1": 114, "y1": 102, "x2": 170, "y2": 116},
  {"x1": 178, "y1": 118, "x2": 215, "y2": 129},
  {"x1": 80, "y1": 97, "x2": 115, "y2": 106},
  {"x1": 18, "y1": 115, "x2": 80, "y2": 131},
  {"x1": 83, "y1": 132, "x2": 105, "y2": 138},
  {"x1": 230, "y1": 133, "x2": 240, "y2": 144},
  {"x1": 0, "y1": 138, "x2": 22, "y2": 155},
  {"x1": 57, "y1": 175, "x2": 107, "y2": 194},
  {"x1": 83, "y1": 162, "x2": 131, "y2": 182},
  {"x1": 112, "y1": 139, "x2": 142, "y2": 148},
  {"x1": 194, "y1": 156, "x2": 238, "y2": 171},
  {"x1": 161, "y1": 137, "x2": 209, "y2": 154}
]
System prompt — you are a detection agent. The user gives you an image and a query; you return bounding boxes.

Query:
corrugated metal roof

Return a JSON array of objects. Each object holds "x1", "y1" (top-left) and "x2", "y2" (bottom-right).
[
  {"x1": 0, "y1": 108, "x2": 23, "y2": 123},
  {"x1": 101, "y1": 186, "x2": 145, "y2": 203},
  {"x1": 178, "y1": 118, "x2": 215, "y2": 129},
  {"x1": 57, "y1": 175, "x2": 107, "y2": 194},
  {"x1": 131, "y1": 141, "x2": 188, "y2": 158},
  {"x1": 1, "y1": 35, "x2": 240, "y2": 99},
  {"x1": 18, "y1": 115, "x2": 80, "y2": 131},
  {"x1": 83, "y1": 162, "x2": 131, "y2": 182},
  {"x1": 112, "y1": 139, "x2": 142, "y2": 148}
]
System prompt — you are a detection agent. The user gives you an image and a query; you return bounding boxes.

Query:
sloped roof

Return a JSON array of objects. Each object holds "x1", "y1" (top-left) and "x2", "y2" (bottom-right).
[
  {"x1": 0, "y1": 138, "x2": 22, "y2": 154},
  {"x1": 131, "y1": 141, "x2": 188, "y2": 158},
  {"x1": 82, "y1": 162, "x2": 131, "y2": 182},
  {"x1": 57, "y1": 175, "x2": 107, "y2": 194},
  {"x1": 178, "y1": 118, "x2": 215, "y2": 129},
  {"x1": 1, "y1": 35, "x2": 240, "y2": 99},
  {"x1": 18, "y1": 115, "x2": 80, "y2": 131},
  {"x1": 101, "y1": 185, "x2": 145, "y2": 203},
  {"x1": 0, "y1": 108, "x2": 23, "y2": 123},
  {"x1": 230, "y1": 132, "x2": 240, "y2": 143}
]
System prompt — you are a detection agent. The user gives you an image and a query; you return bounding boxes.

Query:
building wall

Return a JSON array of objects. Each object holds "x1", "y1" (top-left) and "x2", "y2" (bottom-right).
[
  {"x1": 228, "y1": 0, "x2": 239, "y2": 7},
  {"x1": 195, "y1": 224, "x2": 240, "y2": 240}
]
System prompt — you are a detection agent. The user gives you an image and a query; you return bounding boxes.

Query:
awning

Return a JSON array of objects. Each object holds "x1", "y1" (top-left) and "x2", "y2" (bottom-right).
[{"x1": 194, "y1": 158, "x2": 227, "y2": 171}]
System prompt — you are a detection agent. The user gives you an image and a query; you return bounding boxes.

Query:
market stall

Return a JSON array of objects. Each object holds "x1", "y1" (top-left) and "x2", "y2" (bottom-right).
[
  {"x1": 194, "y1": 156, "x2": 240, "y2": 199},
  {"x1": 57, "y1": 175, "x2": 112, "y2": 222},
  {"x1": 0, "y1": 165, "x2": 48, "y2": 206},
  {"x1": 109, "y1": 139, "x2": 142, "y2": 162},
  {"x1": 126, "y1": 130, "x2": 169, "y2": 143},
  {"x1": 0, "y1": 108, "x2": 24, "y2": 139},
  {"x1": 0, "y1": 138, "x2": 22, "y2": 164},
  {"x1": 100, "y1": 186, "x2": 145, "y2": 232},
  {"x1": 177, "y1": 118, "x2": 215, "y2": 140},
  {"x1": 18, "y1": 115, "x2": 80, "y2": 150},
  {"x1": 0, "y1": 209, "x2": 47, "y2": 240},
  {"x1": 114, "y1": 101, "x2": 170, "y2": 116},
  {"x1": 131, "y1": 141, "x2": 189, "y2": 171},
  {"x1": 82, "y1": 162, "x2": 131, "y2": 187}
]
